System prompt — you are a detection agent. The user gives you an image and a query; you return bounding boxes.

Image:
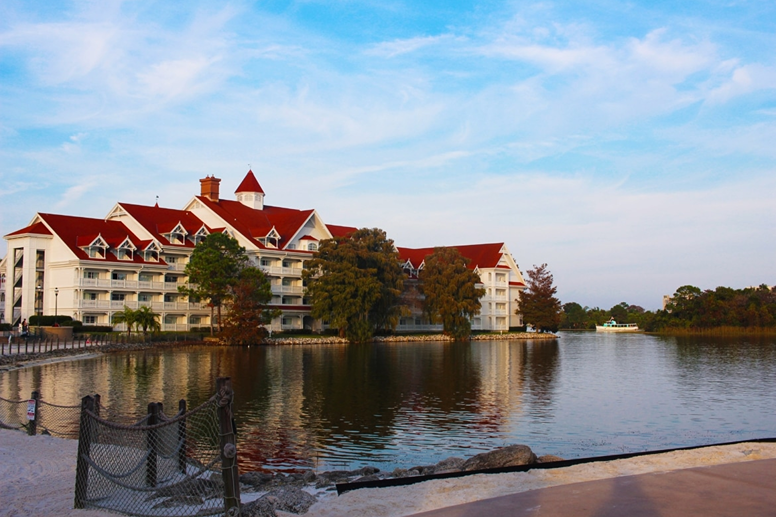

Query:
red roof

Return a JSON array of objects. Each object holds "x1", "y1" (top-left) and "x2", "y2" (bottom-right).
[
  {"x1": 118, "y1": 203, "x2": 211, "y2": 248},
  {"x1": 5, "y1": 221, "x2": 52, "y2": 238},
  {"x1": 235, "y1": 170, "x2": 265, "y2": 194},
  {"x1": 195, "y1": 196, "x2": 314, "y2": 250},
  {"x1": 326, "y1": 224, "x2": 358, "y2": 238},
  {"x1": 299, "y1": 234, "x2": 318, "y2": 241},
  {"x1": 509, "y1": 281, "x2": 526, "y2": 287},
  {"x1": 35, "y1": 213, "x2": 164, "y2": 265},
  {"x1": 397, "y1": 243, "x2": 506, "y2": 270}
]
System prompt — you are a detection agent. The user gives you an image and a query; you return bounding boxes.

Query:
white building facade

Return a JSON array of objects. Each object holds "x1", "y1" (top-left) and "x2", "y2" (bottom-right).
[{"x1": 2, "y1": 172, "x2": 525, "y2": 333}]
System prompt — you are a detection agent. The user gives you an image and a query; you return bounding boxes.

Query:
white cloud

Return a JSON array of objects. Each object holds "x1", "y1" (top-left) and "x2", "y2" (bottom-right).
[{"x1": 366, "y1": 34, "x2": 460, "y2": 57}]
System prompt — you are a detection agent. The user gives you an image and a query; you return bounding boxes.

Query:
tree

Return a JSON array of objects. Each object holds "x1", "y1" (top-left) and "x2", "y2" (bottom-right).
[
  {"x1": 419, "y1": 247, "x2": 485, "y2": 340},
  {"x1": 180, "y1": 233, "x2": 247, "y2": 335},
  {"x1": 519, "y1": 263, "x2": 561, "y2": 333},
  {"x1": 221, "y1": 267, "x2": 281, "y2": 345},
  {"x1": 112, "y1": 306, "x2": 137, "y2": 337},
  {"x1": 135, "y1": 305, "x2": 161, "y2": 336},
  {"x1": 303, "y1": 228, "x2": 405, "y2": 343}
]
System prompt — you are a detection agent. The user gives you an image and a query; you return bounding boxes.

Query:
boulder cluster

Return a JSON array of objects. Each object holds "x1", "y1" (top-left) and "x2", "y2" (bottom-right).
[{"x1": 240, "y1": 444, "x2": 563, "y2": 516}]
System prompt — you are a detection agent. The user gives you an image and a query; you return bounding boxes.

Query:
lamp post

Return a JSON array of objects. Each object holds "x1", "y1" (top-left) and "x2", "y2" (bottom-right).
[{"x1": 54, "y1": 288, "x2": 59, "y2": 327}]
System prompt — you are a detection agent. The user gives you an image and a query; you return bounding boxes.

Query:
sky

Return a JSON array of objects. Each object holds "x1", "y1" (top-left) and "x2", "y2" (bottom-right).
[{"x1": 1, "y1": 0, "x2": 775, "y2": 310}]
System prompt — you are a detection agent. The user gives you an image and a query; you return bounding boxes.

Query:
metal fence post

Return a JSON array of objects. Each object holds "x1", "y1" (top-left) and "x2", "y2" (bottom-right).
[
  {"x1": 74, "y1": 395, "x2": 95, "y2": 509},
  {"x1": 146, "y1": 402, "x2": 160, "y2": 487},
  {"x1": 216, "y1": 377, "x2": 240, "y2": 515},
  {"x1": 28, "y1": 391, "x2": 40, "y2": 436},
  {"x1": 178, "y1": 399, "x2": 187, "y2": 474}
]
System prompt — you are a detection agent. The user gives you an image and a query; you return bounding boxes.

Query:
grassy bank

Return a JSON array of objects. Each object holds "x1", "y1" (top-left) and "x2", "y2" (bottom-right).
[{"x1": 657, "y1": 326, "x2": 776, "y2": 336}]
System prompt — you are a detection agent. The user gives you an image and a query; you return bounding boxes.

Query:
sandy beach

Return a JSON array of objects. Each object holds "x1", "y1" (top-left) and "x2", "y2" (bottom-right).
[{"x1": 2, "y1": 430, "x2": 776, "y2": 517}]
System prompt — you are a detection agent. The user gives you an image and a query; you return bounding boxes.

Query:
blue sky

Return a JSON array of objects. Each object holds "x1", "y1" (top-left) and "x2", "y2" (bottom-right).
[{"x1": 1, "y1": 0, "x2": 775, "y2": 310}]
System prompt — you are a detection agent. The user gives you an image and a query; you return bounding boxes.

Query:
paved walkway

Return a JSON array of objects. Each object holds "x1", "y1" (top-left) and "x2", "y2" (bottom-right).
[{"x1": 408, "y1": 458, "x2": 776, "y2": 517}]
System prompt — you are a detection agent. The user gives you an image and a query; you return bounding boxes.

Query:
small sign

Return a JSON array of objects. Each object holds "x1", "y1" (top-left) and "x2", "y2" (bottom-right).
[{"x1": 27, "y1": 400, "x2": 36, "y2": 420}]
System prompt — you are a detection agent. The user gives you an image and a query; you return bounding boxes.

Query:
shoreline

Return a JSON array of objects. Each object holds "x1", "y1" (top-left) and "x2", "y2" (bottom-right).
[
  {"x1": 2, "y1": 431, "x2": 775, "y2": 517},
  {"x1": 0, "y1": 332, "x2": 557, "y2": 370}
]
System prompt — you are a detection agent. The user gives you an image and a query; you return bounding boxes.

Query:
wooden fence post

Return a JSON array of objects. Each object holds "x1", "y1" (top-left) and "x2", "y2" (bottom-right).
[
  {"x1": 28, "y1": 391, "x2": 40, "y2": 436},
  {"x1": 216, "y1": 377, "x2": 240, "y2": 515},
  {"x1": 146, "y1": 402, "x2": 160, "y2": 487},
  {"x1": 74, "y1": 395, "x2": 95, "y2": 509},
  {"x1": 178, "y1": 399, "x2": 187, "y2": 474}
]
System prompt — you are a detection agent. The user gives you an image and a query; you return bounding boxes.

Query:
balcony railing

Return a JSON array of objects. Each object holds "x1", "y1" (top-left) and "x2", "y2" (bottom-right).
[
  {"x1": 260, "y1": 265, "x2": 303, "y2": 276},
  {"x1": 272, "y1": 285, "x2": 304, "y2": 294},
  {"x1": 78, "y1": 278, "x2": 191, "y2": 291},
  {"x1": 167, "y1": 263, "x2": 187, "y2": 271},
  {"x1": 77, "y1": 300, "x2": 208, "y2": 311}
]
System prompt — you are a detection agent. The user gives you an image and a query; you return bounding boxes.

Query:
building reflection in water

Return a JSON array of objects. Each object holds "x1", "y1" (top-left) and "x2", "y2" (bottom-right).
[{"x1": 0, "y1": 340, "x2": 561, "y2": 473}]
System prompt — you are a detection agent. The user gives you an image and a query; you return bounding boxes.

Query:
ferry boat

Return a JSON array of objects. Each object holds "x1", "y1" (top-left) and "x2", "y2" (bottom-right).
[{"x1": 595, "y1": 319, "x2": 640, "y2": 333}]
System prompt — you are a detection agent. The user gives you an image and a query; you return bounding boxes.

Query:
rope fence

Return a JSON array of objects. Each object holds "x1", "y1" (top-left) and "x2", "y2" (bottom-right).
[
  {"x1": 0, "y1": 332, "x2": 205, "y2": 357},
  {"x1": 1, "y1": 377, "x2": 241, "y2": 517}
]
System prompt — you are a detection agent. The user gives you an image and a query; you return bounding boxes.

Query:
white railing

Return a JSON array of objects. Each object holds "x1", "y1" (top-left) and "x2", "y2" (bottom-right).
[
  {"x1": 77, "y1": 300, "x2": 208, "y2": 311},
  {"x1": 78, "y1": 279, "x2": 191, "y2": 291},
  {"x1": 162, "y1": 323, "x2": 189, "y2": 331},
  {"x1": 272, "y1": 285, "x2": 304, "y2": 294},
  {"x1": 168, "y1": 263, "x2": 187, "y2": 271}
]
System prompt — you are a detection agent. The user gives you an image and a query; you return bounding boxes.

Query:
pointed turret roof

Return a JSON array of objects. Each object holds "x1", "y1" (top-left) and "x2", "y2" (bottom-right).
[{"x1": 235, "y1": 170, "x2": 265, "y2": 194}]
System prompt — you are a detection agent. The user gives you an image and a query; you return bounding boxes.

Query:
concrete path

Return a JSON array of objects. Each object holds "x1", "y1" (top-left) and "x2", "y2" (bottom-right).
[{"x1": 408, "y1": 458, "x2": 776, "y2": 517}]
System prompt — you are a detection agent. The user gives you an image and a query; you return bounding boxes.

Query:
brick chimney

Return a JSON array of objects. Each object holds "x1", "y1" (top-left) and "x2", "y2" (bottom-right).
[{"x1": 200, "y1": 175, "x2": 221, "y2": 202}]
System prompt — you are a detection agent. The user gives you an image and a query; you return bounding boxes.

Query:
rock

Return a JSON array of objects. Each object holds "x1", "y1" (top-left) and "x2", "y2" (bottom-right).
[
  {"x1": 240, "y1": 487, "x2": 317, "y2": 517},
  {"x1": 302, "y1": 470, "x2": 317, "y2": 483},
  {"x1": 409, "y1": 465, "x2": 436, "y2": 476},
  {"x1": 434, "y1": 457, "x2": 465, "y2": 474},
  {"x1": 353, "y1": 474, "x2": 380, "y2": 483},
  {"x1": 391, "y1": 467, "x2": 408, "y2": 478},
  {"x1": 537, "y1": 454, "x2": 565, "y2": 463},
  {"x1": 240, "y1": 471, "x2": 274, "y2": 489},
  {"x1": 461, "y1": 445, "x2": 537, "y2": 471},
  {"x1": 349, "y1": 466, "x2": 380, "y2": 477}
]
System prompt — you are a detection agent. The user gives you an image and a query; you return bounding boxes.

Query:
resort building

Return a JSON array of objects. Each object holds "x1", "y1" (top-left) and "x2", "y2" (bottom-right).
[{"x1": 2, "y1": 172, "x2": 525, "y2": 332}]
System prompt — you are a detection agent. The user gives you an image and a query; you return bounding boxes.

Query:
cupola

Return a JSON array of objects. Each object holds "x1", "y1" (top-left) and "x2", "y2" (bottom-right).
[{"x1": 235, "y1": 170, "x2": 265, "y2": 210}]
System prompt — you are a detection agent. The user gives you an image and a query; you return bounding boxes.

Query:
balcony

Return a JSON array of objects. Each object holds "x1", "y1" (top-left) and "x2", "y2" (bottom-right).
[
  {"x1": 162, "y1": 323, "x2": 190, "y2": 332},
  {"x1": 260, "y1": 265, "x2": 303, "y2": 277},
  {"x1": 77, "y1": 300, "x2": 208, "y2": 311},
  {"x1": 167, "y1": 263, "x2": 187, "y2": 271},
  {"x1": 272, "y1": 285, "x2": 304, "y2": 295},
  {"x1": 78, "y1": 278, "x2": 190, "y2": 291}
]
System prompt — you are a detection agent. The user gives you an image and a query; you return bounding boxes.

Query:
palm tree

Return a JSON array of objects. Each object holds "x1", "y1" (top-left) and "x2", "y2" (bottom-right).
[
  {"x1": 112, "y1": 306, "x2": 137, "y2": 337},
  {"x1": 135, "y1": 305, "x2": 161, "y2": 336}
]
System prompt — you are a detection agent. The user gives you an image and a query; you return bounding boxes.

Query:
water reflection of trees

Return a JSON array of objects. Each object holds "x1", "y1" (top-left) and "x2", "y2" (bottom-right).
[{"x1": 521, "y1": 340, "x2": 560, "y2": 415}]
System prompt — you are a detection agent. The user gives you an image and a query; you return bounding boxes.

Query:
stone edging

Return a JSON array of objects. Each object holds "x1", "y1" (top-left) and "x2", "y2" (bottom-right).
[{"x1": 262, "y1": 332, "x2": 558, "y2": 346}]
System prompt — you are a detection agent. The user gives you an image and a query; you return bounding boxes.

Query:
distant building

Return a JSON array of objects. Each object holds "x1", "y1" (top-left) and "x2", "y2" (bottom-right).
[{"x1": 2, "y1": 171, "x2": 525, "y2": 332}]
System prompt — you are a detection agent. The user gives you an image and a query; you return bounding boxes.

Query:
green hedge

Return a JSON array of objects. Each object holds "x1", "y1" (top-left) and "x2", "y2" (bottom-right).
[
  {"x1": 29, "y1": 315, "x2": 83, "y2": 327},
  {"x1": 0, "y1": 323, "x2": 11, "y2": 331}
]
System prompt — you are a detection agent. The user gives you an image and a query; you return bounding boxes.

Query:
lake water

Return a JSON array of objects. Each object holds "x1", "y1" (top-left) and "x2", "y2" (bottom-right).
[{"x1": 2, "y1": 332, "x2": 776, "y2": 473}]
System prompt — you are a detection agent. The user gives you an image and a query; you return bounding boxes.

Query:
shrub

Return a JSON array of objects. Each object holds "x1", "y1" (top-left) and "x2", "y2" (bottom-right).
[
  {"x1": 74, "y1": 325, "x2": 115, "y2": 333},
  {"x1": 29, "y1": 315, "x2": 77, "y2": 326}
]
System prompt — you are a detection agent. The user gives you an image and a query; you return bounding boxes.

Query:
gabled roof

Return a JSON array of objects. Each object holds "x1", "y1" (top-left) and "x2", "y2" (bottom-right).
[
  {"x1": 235, "y1": 170, "x2": 265, "y2": 194},
  {"x1": 326, "y1": 224, "x2": 358, "y2": 238},
  {"x1": 194, "y1": 196, "x2": 314, "y2": 250},
  {"x1": 4, "y1": 221, "x2": 52, "y2": 238},
  {"x1": 396, "y1": 243, "x2": 507, "y2": 271},
  {"x1": 34, "y1": 213, "x2": 163, "y2": 265},
  {"x1": 118, "y1": 203, "x2": 211, "y2": 248}
]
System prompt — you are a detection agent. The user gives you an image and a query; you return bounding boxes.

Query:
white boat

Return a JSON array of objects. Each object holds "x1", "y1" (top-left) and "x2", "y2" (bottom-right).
[{"x1": 595, "y1": 319, "x2": 640, "y2": 333}]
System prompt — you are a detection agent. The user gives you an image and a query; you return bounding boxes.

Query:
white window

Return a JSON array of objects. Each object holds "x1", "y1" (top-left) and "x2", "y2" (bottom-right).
[
  {"x1": 84, "y1": 271, "x2": 99, "y2": 279},
  {"x1": 165, "y1": 275, "x2": 177, "y2": 283},
  {"x1": 111, "y1": 293, "x2": 125, "y2": 301},
  {"x1": 307, "y1": 243, "x2": 317, "y2": 251},
  {"x1": 287, "y1": 244, "x2": 296, "y2": 250},
  {"x1": 139, "y1": 294, "x2": 152, "y2": 302},
  {"x1": 84, "y1": 315, "x2": 97, "y2": 324},
  {"x1": 166, "y1": 256, "x2": 177, "y2": 263},
  {"x1": 261, "y1": 259, "x2": 271, "y2": 266},
  {"x1": 88, "y1": 247, "x2": 105, "y2": 259},
  {"x1": 84, "y1": 293, "x2": 97, "y2": 300},
  {"x1": 112, "y1": 272, "x2": 127, "y2": 280},
  {"x1": 282, "y1": 316, "x2": 292, "y2": 326},
  {"x1": 118, "y1": 248, "x2": 132, "y2": 260}
]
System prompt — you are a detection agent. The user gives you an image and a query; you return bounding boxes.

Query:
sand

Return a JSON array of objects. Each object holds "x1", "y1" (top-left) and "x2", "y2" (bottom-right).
[{"x1": 2, "y1": 430, "x2": 775, "y2": 517}]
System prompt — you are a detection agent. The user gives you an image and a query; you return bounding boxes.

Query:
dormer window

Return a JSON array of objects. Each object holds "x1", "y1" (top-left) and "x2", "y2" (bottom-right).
[
  {"x1": 84, "y1": 235, "x2": 108, "y2": 259},
  {"x1": 191, "y1": 226, "x2": 209, "y2": 245},
  {"x1": 167, "y1": 222, "x2": 188, "y2": 245},
  {"x1": 287, "y1": 244, "x2": 296, "y2": 250},
  {"x1": 307, "y1": 243, "x2": 317, "y2": 251},
  {"x1": 143, "y1": 241, "x2": 162, "y2": 262},
  {"x1": 116, "y1": 237, "x2": 136, "y2": 261}
]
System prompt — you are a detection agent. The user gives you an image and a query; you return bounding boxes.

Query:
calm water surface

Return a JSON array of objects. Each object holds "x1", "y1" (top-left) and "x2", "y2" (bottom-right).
[{"x1": 2, "y1": 332, "x2": 775, "y2": 472}]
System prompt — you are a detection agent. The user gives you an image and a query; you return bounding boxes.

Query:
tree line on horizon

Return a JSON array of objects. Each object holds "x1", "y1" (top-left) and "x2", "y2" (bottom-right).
[{"x1": 561, "y1": 284, "x2": 776, "y2": 332}]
